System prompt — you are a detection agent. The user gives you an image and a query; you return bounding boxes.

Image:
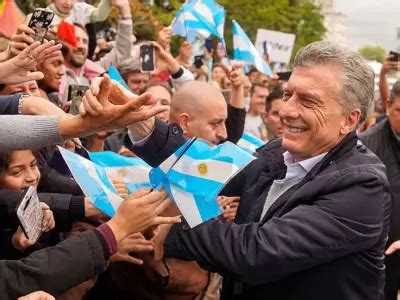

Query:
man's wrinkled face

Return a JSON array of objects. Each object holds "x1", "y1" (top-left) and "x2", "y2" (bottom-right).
[
  {"x1": 67, "y1": 26, "x2": 88, "y2": 68},
  {"x1": 183, "y1": 97, "x2": 228, "y2": 145},
  {"x1": 250, "y1": 86, "x2": 269, "y2": 114},
  {"x1": 0, "y1": 81, "x2": 40, "y2": 97},
  {"x1": 54, "y1": 0, "x2": 75, "y2": 14},
  {"x1": 387, "y1": 97, "x2": 400, "y2": 135},
  {"x1": 38, "y1": 53, "x2": 65, "y2": 92},
  {"x1": 263, "y1": 98, "x2": 284, "y2": 139},
  {"x1": 127, "y1": 72, "x2": 150, "y2": 94},
  {"x1": 146, "y1": 85, "x2": 171, "y2": 123},
  {"x1": 280, "y1": 65, "x2": 348, "y2": 162}
]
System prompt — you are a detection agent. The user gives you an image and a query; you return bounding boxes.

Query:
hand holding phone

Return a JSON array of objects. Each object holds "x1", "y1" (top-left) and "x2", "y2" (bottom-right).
[
  {"x1": 28, "y1": 8, "x2": 55, "y2": 43},
  {"x1": 140, "y1": 43, "x2": 156, "y2": 73},
  {"x1": 16, "y1": 187, "x2": 43, "y2": 243},
  {"x1": 68, "y1": 85, "x2": 89, "y2": 115}
]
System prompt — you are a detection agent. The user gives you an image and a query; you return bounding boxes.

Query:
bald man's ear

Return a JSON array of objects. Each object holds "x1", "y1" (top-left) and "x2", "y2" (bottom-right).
[{"x1": 179, "y1": 113, "x2": 191, "y2": 136}]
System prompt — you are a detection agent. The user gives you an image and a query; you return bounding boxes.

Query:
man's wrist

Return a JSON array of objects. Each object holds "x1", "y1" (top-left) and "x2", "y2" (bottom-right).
[
  {"x1": 127, "y1": 117, "x2": 155, "y2": 141},
  {"x1": 106, "y1": 218, "x2": 127, "y2": 244}
]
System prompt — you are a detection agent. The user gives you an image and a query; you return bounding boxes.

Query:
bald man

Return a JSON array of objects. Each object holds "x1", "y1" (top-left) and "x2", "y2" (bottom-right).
[{"x1": 169, "y1": 81, "x2": 228, "y2": 144}]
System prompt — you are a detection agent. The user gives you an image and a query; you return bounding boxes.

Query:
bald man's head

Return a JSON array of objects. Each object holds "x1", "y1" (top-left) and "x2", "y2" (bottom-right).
[{"x1": 170, "y1": 81, "x2": 228, "y2": 144}]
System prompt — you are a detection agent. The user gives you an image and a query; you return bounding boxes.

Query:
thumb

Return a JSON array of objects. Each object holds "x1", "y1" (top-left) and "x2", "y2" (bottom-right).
[
  {"x1": 385, "y1": 241, "x2": 400, "y2": 255},
  {"x1": 97, "y1": 74, "x2": 112, "y2": 104},
  {"x1": 26, "y1": 71, "x2": 44, "y2": 82}
]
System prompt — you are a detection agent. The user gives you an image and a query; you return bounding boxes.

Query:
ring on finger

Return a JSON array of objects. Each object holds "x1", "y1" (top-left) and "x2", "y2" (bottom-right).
[{"x1": 28, "y1": 53, "x2": 34, "y2": 60}]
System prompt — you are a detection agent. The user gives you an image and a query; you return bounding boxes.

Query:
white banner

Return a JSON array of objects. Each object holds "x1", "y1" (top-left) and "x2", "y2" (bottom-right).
[{"x1": 255, "y1": 29, "x2": 296, "y2": 64}]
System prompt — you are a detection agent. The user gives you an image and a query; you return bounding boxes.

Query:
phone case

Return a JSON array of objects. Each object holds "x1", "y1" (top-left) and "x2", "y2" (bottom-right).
[
  {"x1": 68, "y1": 85, "x2": 89, "y2": 115},
  {"x1": 140, "y1": 44, "x2": 155, "y2": 73},
  {"x1": 28, "y1": 9, "x2": 55, "y2": 42},
  {"x1": 16, "y1": 187, "x2": 43, "y2": 243}
]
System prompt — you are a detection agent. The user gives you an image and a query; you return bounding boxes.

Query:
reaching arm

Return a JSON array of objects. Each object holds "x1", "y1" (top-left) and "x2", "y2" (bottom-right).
[{"x1": 164, "y1": 170, "x2": 389, "y2": 284}]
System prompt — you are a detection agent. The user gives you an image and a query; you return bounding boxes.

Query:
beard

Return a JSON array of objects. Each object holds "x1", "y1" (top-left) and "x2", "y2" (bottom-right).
[{"x1": 70, "y1": 50, "x2": 87, "y2": 68}]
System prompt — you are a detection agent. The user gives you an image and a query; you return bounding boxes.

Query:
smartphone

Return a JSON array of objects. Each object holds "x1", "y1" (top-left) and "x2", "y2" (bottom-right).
[
  {"x1": 16, "y1": 186, "x2": 43, "y2": 243},
  {"x1": 194, "y1": 55, "x2": 204, "y2": 69},
  {"x1": 389, "y1": 51, "x2": 400, "y2": 62},
  {"x1": 28, "y1": 8, "x2": 55, "y2": 43},
  {"x1": 68, "y1": 85, "x2": 89, "y2": 115},
  {"x1": 140, "y1": 44, "x2": 155, "y2": 73},
  {"x1": 205, "y1": 39, "x2": 213, "y2": 52}
]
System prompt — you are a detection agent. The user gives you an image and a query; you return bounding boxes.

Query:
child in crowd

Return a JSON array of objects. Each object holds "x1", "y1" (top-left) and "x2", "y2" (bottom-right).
[
  {"x1": 0, "y1": 150, "x2": 55, "y2": 256},
  {"x1": 47, "y1": 0, "x2": 111, "y2": 27}
]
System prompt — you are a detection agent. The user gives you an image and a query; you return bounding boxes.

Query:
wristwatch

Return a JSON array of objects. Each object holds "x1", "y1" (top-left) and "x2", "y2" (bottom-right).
[{"x1": 18, "y1": 93, "x2": 30, "y2": 115}]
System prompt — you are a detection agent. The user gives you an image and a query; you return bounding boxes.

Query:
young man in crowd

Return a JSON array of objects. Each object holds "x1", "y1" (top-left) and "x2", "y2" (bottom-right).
[
  {"x1": 244, "y1": 83, "x2": 270, "y2": 139},
  {"x1": 261, "y1": 88, "x2": 284, "y2": 141},
  {"x1": 361, "y1": 81, "x2": 400, "y2": 300}
]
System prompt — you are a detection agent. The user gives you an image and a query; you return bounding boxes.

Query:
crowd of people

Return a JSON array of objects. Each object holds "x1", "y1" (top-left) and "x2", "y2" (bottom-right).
[{"x1": 0, "y1": 0, "x2": 399, "y2": 299}]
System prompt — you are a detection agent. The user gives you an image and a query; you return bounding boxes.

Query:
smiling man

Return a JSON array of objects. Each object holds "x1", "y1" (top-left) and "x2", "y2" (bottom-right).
[{"x1": 88, "y1": 41, "x2": 391, "y2": 300}]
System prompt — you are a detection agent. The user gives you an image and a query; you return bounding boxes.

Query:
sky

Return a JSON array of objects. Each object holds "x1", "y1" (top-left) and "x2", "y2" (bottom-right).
[{"x1": 334, "y1": 0, "x2": 400, "y2": 51}]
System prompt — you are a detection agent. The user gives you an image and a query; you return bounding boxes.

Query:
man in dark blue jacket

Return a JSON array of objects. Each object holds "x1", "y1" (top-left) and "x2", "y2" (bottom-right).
[{"x1": 83, "y1": 40, "x2": 391, "y2": 300}]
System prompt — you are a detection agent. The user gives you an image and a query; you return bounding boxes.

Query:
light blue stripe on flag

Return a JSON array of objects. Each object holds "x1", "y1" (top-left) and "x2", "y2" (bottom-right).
[
  {"x1": 151, "y1": 139, "x2": 255, "y2": 227},
  {"x1": 58, "y1": 147, "x2": 123, "y2": 217},
  {"x1": 108, "y1": 64, "x2": 130, "y2": 91},
  {"x1": 89, "y1": 151, "x2": 152, "y2": 194},
  {"x1": 237, "y1": 133, "x2": 265, "y2": 154},
  {"x1": 232, "y1": 20, "x2": 272, "y2": 76}
]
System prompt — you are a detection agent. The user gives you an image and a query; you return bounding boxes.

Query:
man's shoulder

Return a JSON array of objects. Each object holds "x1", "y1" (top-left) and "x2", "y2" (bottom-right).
[{"x1": 360, "y1": 119, "x2": 388, "y2": 145}]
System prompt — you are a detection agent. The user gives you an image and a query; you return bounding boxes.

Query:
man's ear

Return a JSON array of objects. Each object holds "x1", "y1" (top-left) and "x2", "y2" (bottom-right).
[
  {"x1": 178, "y1": 113, "x2": 191, "y2": 136},
  {"x1": 262, "y1": 111, "x2": 269, "y2": 124},
  {"x1": 340, "y1": 109, "x2": 361, "y2": 135}
]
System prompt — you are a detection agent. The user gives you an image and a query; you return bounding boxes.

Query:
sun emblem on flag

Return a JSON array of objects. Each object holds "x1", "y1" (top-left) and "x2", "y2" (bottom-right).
[
  {"x1": 117, "y1": 168, "x2": 128, "y2": 178},
  {"x1": 198, "y1": 163, "x2": 208, "y2": 176}
]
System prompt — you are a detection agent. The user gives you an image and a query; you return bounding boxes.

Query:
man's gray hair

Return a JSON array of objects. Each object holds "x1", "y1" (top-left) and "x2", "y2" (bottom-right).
[{"x1": 293, "y1": 41, "x2": 374, "y2": 123}]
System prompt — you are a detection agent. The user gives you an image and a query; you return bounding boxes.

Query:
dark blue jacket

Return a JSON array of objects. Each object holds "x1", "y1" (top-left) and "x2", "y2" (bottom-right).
[
  {"x1": 0, "y1": 94, "x2": 21, "y2": 115},
  {"x1": 127, "y1": 120, "x2": 391, "y2": 300}
]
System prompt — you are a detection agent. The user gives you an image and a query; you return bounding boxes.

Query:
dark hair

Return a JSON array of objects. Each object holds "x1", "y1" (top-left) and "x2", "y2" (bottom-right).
[
  {"x1": 250, "y1": 83, "x2": 269, "y2": 96},
  {"x1": 247, "y1": 67, "x2": 258, "y2": 76},
  {"x1": 0, "y1": 84, "x2": 5, "y2": 91},
  {"x1": 140, "y1": 80, "x2": 173, "y2": 97},
  {"x1": 266, "y1": 89, "x2": 284, "y2": 112},
  {"x1": 0, "y1": 152, "x2": 12, "y2": 174},
  {"x1": 212, "y1": 63, "x2": 229, "y2": 75},
  {"x1": 389, "y1": 81, "x2": 400, "y2": 106},
  {"x1": 120, "y1": 68, "x2": 143, "y2": 83}
]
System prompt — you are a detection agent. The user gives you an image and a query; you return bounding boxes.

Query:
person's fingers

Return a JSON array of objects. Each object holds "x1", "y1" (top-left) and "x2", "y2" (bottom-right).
[
  {"x1": 43, "y1": 50, "x2": 62, "y2": 60},
  {"x1": 151, "y1": 215, "x2": 182, "y2": 227},
  {"x1": 11, "y1": 32, "x2": 35, "y2": 45},
  {"x1": 84, "y1": 91, "x2": 103, "y2": 115},
  {"x1": 126, "y1": 188, "x2": 152, "y2": 200},
  {"x1": 26, "y1": 71, "x2": 44, "y2": 82},
  {"x1": 97, "y1": 74, "x2": 112, "y2": 105},
  {"x1": 78, "y1": 102, "x2": 87, "y2": 117},
  {"x1": 128, "y1": 92, "x2": 157, "y2": 110},
  {"x1": 31, "y1": 40, "x2": 57, "y2": 59},
  {"x1": 82, "y1": 95, "x2": 99, "y2": 117},
  {"x1": 90, "y1": 77, "x2": 103, "y2": 96},
  {"x1": 152, "y1": 197, "x2": 172, "y2": 215},
  {"x1": 19, "y1": 41, "x2": 41, "y2": 59},
  {"x1": 16, "y1": 24, "x2": 36, "y2": 36},
  {"x1": 136, "y1": 189, "x2": 168, "y2": 207},
  {"x1": 121, "y1": 103, "x2": 169, "y2": 124},
  {"x1": 9, "y1": 41, "x2": 30, "y2": 51},
  {"x1": 120, "y1": 254, "x2": 144, "y2": 265},
  {"x1": 385, "y1": 241, "x2": 400, "y2": 255}
]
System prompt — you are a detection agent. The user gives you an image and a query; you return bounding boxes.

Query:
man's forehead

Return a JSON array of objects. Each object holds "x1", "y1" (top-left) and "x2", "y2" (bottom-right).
[{"x1": 287, "y1": 65, "x2": 341, "y2": 92}]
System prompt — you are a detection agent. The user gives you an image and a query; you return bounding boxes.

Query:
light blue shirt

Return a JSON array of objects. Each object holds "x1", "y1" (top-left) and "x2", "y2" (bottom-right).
[
  {"x1": 283, "y1": 151, "x2": 328, "y2": 182},
  {"x1": 260, "y1": 151, "x2": 327, "y2": 220}
]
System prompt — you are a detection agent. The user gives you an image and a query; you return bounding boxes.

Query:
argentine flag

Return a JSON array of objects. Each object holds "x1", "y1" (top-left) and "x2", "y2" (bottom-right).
[
  {"x1": 89, "y1": 151, "x2": 152, "y2": 194},
  {"x1": 108, "y1": 64, "x2": 130, "y2": 91},
  {"x1": 232, "y1": 20, "x2": 272, "y2": 76},
  {"x1": 172, "y1": 0, "x2": 225, "y2": 43},
  {"x1": 237, "y1": 133, "x2": 265, "y2": 154},
  {"x1": 58, "y1": 147, "x2": 123, "y2": 217},
  {"x1": 151, "y1": 138, "x2": 255, "y2": 228}
]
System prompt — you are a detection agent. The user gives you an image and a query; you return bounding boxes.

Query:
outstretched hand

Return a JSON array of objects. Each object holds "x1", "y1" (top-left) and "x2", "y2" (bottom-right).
[
  {"x1": 0, "y1": 40, "x2": 62, "y2": 85},
  {"x1": 80, "y1": 75, "x2": 169, "y2": 129}
]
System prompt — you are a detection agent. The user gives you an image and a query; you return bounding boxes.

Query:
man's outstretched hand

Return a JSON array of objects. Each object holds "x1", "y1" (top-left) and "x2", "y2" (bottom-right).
[{"x1": 80, "y1": 75, "x2": 168, "y2": 129}]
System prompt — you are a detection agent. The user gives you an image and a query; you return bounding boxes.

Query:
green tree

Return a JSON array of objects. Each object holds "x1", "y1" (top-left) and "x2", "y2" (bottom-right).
[{"x1": 358, "y1": 45, "x2": 386, "y2": 63}]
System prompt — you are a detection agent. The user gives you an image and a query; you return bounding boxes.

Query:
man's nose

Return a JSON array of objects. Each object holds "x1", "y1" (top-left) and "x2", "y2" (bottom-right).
[
  {"x1": 216, "y1": 123, "x2": 228, "y2": 141},
  {"x1": 279, "y1": 96, "x2": 299, "y2": 120}
]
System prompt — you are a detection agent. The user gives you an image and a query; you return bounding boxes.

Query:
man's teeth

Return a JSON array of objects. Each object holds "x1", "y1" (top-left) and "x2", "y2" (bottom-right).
[{"x1": 287, "y1": 127, "x2": 306, "y2": 133}]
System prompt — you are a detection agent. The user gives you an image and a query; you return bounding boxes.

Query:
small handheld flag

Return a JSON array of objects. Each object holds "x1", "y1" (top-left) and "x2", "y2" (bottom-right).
[{"x1": 237, "y1": 133, "x2": 265, "y2": 154}]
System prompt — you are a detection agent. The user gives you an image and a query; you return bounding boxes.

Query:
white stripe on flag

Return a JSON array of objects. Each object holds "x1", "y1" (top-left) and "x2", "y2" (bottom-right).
[
  {"x1": 194, "y1": 2, "x2": 215, "y2": 25},
  {"x1": 105, "y1": 166, "x2": 150, "y2": 183},
  {"x1": 172, "y1": 155, "x2": 239, "y2": 183},
  {"x1": 237, "y1": 139, "x2": 257, "y2": 152},
  {"x1": 159, "y1": 154, "x2": 179, "y2": 173},
  {"x1": 170, "y1": 184, "x2": 203, "y2": 228},
  {"x1": 80, "y1": 158, "x2": 123, "y2": 211}
]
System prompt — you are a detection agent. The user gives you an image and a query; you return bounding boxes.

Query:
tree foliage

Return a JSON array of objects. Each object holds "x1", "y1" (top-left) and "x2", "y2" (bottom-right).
[{"x1": 358, "y1": 45, "x2": 386, "y2": 63}]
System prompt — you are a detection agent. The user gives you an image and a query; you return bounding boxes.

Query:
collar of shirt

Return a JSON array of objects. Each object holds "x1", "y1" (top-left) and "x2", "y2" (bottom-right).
[
  {"x1": 392, "y1": 127, "x2": 400, "y2": 143},
  {"x1": 65, "y1": 67, "x2": 86, "y2": 83},
  {"x1": 283, "y1": 151, "x2": 328, "y2": 182}
]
